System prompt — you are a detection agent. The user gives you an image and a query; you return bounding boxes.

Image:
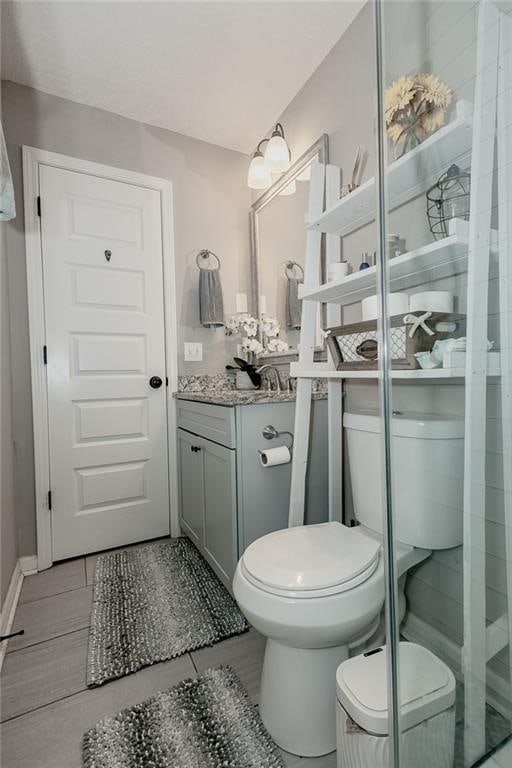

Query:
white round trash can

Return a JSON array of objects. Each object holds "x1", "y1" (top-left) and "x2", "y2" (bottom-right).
[{"x1": 336, "y1": 642, "x2": 456, "y2": 768}]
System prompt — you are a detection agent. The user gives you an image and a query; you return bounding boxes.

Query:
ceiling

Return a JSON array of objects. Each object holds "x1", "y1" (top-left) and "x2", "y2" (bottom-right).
[{"x1": 1, "y1": 0, "x2": 365, "y2": 154}]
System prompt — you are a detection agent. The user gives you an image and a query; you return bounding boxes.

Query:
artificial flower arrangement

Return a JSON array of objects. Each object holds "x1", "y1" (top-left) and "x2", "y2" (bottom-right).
[
  {"x1": 225, "y1": 313, "x2": 289, "y2": 386},
  {"x1": 385, "y1": 74, "x2": 452, "y2": 158}
]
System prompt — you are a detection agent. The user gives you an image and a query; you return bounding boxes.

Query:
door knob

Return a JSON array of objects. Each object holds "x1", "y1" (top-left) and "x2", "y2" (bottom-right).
[{"x1": 149, "y1": 376, "x2": 163, "y2": 389}]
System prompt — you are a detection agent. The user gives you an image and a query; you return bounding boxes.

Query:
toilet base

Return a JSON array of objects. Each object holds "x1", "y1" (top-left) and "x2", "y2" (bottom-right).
[{"x1": 259, "y1": 639, "x2": 349, "y2": 757}]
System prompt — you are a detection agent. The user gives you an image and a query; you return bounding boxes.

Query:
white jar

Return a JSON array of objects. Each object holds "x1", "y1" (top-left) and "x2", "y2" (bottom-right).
[{"x1": 328, "y1": 262, "x2": 349, "y2": 282}]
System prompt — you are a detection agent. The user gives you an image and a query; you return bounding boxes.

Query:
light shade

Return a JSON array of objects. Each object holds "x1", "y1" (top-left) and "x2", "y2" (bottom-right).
[
  {"x1": 247, "y1": 152, "x2": 272, "y2": 190},
  {"x1": 264, "y1": 124, "x2": 290, "y2": 173}
]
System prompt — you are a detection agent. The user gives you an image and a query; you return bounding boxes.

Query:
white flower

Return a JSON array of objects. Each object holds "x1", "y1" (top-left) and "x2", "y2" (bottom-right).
[
  {"x1": 241, "y1": 316, "x2": 259, "y2": 337},
  {"x1": 225, "y1": 313, "x2": 259, "y2": 337},
  {"x1": 266, "y1": 338, "x2": 289, "y2": 353},
  {"x1": 242, "y1": 337, "x2": 264, "y2": 355},
  {"x1": 260, "y1": 316, "x2": 280, "y2": 338},
  {"x1": 225, "y1": 315, "x2": 241, "y2": 334}
]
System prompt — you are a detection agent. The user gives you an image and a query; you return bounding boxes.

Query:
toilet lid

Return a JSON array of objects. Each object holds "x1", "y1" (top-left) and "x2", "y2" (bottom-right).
[{"x1": 242, "y1": 522, "x2": 381, "y2": 593}]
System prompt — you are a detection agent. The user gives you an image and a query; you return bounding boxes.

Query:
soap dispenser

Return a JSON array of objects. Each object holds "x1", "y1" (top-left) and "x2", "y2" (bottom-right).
[{"x1": 359, "y1": 252, "x2": 371, "y2": 270}]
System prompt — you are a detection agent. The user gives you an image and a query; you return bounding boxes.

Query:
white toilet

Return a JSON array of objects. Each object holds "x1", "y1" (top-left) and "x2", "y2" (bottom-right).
[{"x1": 233, "y1": 411, "x2": 464, "y2": 757}]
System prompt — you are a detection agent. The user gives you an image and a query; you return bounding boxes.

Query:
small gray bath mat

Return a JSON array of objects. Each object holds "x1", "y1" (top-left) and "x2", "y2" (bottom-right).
[
  {"x1": 87, "y1": 538, "x2": 248, "y2": 687},
  {"x1": 83, "y1": 665, "x2": 285, "y2": 768}
]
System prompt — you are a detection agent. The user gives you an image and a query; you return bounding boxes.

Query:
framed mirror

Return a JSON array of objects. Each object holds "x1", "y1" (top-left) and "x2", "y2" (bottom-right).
[{"x1": 249, "y1": 134, "x2": 329, "y2": 363}]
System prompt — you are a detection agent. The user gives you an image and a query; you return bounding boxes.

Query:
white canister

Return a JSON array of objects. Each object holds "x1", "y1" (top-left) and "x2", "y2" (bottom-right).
[
  {"x1": 328, "y1": 261, "x2": 349, "y2": 282},
  {"x1": 409, "y1": 291, "x2": 454, "y2": 313},
  {"x1": 362, "y1": 292, "x2": 409, "y2": 321}
]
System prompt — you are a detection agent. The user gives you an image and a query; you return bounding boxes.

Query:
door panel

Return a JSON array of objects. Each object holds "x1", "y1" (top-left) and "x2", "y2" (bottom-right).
[
  {"x1": 203, "y1": 440, "x2": 237, "y2": 582},
  {"x1": 76, "y1": 461, "x2": 147, "y2": 510},
  {"x1": 71, "y1": 332, "x2": 147, "y2": 376},
  {"x1": 178, "y1": 429, "x2": 204, "y2": 544},
  {"x1": 40, "y1": 164, "x2": 170, "y2": 559},
  {"x1": 73, "y1": 398, "x2": 148, "y2": 443},
  {"x1": 72, "y1": 266, "x2": 145, "y2": 312}
]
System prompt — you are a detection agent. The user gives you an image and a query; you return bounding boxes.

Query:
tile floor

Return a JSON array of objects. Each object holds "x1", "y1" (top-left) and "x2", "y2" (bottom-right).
[
  {"x1": 0, "y1": 541, "x2": 336, "y2": 768},
  {"x1": 480, "y1": 739, "x2": 512, "y2": 768}
]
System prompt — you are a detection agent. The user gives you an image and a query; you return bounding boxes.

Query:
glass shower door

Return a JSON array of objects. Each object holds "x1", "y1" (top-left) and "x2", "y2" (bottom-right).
[{"x1": 375, "y1": 1, "x2": 512, "y2": 766}]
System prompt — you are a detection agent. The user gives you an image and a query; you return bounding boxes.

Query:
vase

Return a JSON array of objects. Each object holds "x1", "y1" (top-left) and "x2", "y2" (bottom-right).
[
  {"x1": 236, "y1": 371, "x2": 258, "y2": 390},
  {"x1": 394, "y1": 127, "x2": 422, "y2": 159}
]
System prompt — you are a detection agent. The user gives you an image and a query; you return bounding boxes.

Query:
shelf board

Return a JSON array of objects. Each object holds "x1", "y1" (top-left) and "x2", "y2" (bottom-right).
[
  {"x1": 290, "y1": 363, "x2": 501, "y2": 381},
  {"x1": 300, "y1": 219, "x2": 475, "y2": 305},
  {"x1": 300, "y1": 219, "x2": 499, "y2": 307},
  {"x1": 306, "y1": 100, "x2": 473, "y2": 238}
]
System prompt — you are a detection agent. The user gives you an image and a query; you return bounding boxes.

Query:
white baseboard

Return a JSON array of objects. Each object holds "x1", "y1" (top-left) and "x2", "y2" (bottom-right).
[
  {"x1": 402, "y1": 611, "x2": 512, "y2": 721},
  {"x1": 0, "y1": 560, "x2": 24, "y2": 671},
  {"x1": 19, "y1": 555, "x2": 38, "y2": 575}
]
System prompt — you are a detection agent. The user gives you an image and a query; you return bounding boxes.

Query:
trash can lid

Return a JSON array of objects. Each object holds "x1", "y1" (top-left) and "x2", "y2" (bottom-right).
[{"x1": 336, "y1": 642, "x2": 456, "y2": 735}]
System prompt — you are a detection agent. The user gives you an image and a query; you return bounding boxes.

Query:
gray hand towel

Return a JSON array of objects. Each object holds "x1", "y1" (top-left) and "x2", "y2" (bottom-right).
[
  {"x1": 199, "y1": 268, "x2": 224, "y2": 328},
  {"x1": 286, "y1": 277, "x2": 302, "y2": 330},
  {"x1": 0, "y1": 120, "x2": 15, "y2": 221}
]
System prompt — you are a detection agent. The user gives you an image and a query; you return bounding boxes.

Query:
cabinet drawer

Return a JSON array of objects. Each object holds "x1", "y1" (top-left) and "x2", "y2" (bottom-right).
[{"x1": 176, "y1": 399, "x2": 236, "y2": 448}]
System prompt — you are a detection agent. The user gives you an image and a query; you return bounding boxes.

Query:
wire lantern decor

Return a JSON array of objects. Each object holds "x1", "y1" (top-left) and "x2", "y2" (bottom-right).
[{"x1": 426, "y1": 163, "x2": 471, "y2": 240}]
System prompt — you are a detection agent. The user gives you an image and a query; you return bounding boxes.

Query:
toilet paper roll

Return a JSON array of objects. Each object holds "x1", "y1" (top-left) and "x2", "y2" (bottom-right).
[
  {"x1": 362, "y1": 293, "x2": 409, "y2": 321},
  {"x1": 409, "y1": 291, "x2": 454, "y2": 313},
  {"x1": 259, "y1": 445, "x2": 291, "y2": 467}
]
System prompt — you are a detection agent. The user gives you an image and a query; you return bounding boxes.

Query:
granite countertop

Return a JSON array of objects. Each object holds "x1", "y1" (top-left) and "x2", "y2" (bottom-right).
[{"x1": 173, "y1": 390, "x2": 327, "y2": 407}]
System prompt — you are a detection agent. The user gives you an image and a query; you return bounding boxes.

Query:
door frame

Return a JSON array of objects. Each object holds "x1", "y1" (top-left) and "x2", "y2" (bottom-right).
[{"x1": 23, "y1": 146, "x2": 179, "y2": 571}]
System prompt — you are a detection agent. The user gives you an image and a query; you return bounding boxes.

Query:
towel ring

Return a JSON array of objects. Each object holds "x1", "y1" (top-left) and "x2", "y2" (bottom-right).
[
  {"x1": 281, "y1": 260, "x2": 304, "y2": 280},
  {"x1": 196, "y1": 249, "x2": 221, "y2": 271}
]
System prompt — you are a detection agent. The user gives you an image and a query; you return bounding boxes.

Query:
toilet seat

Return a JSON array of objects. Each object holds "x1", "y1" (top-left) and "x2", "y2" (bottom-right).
[{"x1": 241, "y1": 522, "x2": 381, "y2": 599}]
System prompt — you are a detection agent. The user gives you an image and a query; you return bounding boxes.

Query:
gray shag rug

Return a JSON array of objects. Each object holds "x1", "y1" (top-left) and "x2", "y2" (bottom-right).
[
  {"x1": 87, "y1": 538, "x2": 248, "y2": 687},
  {"x1": 83, "y1": 665, "x2": 285, "y2": 768}
]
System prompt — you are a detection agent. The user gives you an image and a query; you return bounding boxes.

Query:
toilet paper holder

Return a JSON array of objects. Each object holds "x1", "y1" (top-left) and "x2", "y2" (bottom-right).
[{"x1": 261, "y1": 424, "x2": 294, "y2": 450}]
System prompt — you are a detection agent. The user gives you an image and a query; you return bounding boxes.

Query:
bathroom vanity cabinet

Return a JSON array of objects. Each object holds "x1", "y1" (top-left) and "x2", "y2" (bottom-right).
[{"x1": 176, "y1": 396, "x2": 328, "y2": 590}]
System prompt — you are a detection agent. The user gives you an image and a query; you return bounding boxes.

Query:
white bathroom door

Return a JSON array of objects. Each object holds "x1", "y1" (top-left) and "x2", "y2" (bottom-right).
[{"x1": 40, "y1": 164, "x2": 170, "y2": 560}]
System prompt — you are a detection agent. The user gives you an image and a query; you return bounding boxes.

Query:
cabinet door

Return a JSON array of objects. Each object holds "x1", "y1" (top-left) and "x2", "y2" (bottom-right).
[
  {"x1": 202, "y1": 439, "x2": 237, "y2": 584},
  {"x1": 178, "y1": 429, "x2": 204, "y2": 545}
]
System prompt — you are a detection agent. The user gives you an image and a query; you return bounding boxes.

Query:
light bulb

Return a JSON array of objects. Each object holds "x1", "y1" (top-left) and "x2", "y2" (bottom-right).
[
  {"x1": 264, "y1": 125, "x2": 290, "y2": 173},
  {"x1": 247, "y1": 152, "x2": 272, "y2": 189}
]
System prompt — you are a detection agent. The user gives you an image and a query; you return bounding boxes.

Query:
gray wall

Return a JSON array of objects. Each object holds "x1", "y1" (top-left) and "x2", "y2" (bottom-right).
[
  {"x1": 0, "y1": 58, "x2": 18, "y2": 603},
  {"x1": 273, "y1": 0, "x2": 510, "y2": 699},
  {"x1": 2, "y1": 81, "x2": 251, "y2": 556}
]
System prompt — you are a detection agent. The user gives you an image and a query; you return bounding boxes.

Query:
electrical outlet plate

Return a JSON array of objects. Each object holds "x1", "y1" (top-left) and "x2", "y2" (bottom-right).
[{"x1": 184, "y1": 342, "x2": 203, "y2": 362}]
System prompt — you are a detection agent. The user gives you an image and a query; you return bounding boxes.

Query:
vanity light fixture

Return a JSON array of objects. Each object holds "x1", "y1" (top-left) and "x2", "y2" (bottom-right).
[
  {"x1": 247, "y1": 123, "x2": 292, "y2": 190},
  {"x1": 263, "y1": 123, "x2": 291, "y2": 174},
  {"x1": 247, "y1": 140, "x2": 273, "y2": 190}
]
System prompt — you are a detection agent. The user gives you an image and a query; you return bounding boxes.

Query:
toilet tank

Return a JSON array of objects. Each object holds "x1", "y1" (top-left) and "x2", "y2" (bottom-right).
[{"x1": 344, "y1": 411, "x2": 464, "y2": 550}]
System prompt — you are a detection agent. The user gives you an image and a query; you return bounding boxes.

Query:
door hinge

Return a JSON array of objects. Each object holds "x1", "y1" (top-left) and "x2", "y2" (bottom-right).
[
  {"x1": 37, "y1": 196, "x2": 42, "y2": 217},
  {"x1": 43, "y1": 345, "x2": 48, "y2": 365},
  {"x1": 166, "y1": 376, "x2": 169, "y2": 387},
  {"x1": 48, "y1": 490, "x2": 52, "y2": 510}
]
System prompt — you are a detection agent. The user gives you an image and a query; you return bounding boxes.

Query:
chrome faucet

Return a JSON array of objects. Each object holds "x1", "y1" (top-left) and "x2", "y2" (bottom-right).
[{"x1": 255, "y1": 364, "x2": 282, "y2": 393}]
